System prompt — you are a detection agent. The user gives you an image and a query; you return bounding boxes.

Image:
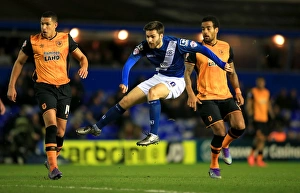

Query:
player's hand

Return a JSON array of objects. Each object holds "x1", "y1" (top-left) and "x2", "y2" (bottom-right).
[
  {"x1": 7, "y1": 87, "x2": 17, "y2": 102},
  {"x1": 78, "y1": 67, "x2": 88, "y2": 79},
  {"x1": 235, "y1": 93, "x2": 244, "y2": 106},
  {"x1": 224, "y1": 63, "x2": 233, "y2": 73},
  {"x1": 187, "y1": 94, "x2": 201, "y2": 111},
  {"x1": 119, "y1": 84, "x2": 128, "y2": 94}
]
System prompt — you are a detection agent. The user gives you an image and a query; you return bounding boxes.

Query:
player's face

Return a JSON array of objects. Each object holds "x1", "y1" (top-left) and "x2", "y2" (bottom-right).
[
  {"x1": 145, "y1": 30, "x2": 163, "y2": 49},
  {"x1": 40, "y1": 17, "x2": 57, "y2": 39},
  {"x1": 256, "y1": 78, "x2": 266, "y2": 89},
  {"x1": 201, "y1": 21, "x2": 218, "y2": 44}
]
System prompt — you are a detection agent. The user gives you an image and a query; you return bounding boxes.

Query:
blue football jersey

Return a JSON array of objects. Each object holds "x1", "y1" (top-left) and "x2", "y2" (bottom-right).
[{"x1": 121, "y1": 35, "x2": 225, "y2": 86}]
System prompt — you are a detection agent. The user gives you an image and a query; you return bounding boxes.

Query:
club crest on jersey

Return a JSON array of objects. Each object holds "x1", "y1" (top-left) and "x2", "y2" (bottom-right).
[
  {"x1": 179, "y1": 39, "x2": 189, "y2": 47},
  {"x1": 56, "y1": 41, "x2": 63, "y2": 47},
  {"x1": 219, "y1": 49, "x2": 224, "y2": 55}
]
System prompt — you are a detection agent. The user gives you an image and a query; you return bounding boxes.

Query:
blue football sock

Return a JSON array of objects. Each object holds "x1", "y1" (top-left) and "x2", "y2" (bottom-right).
[
  {"x1": 95, "y1": 103, "x2": 126, "y2": 129},
  {"x1": 149, "y1": 99, "x2": 161, "y2": 135}
]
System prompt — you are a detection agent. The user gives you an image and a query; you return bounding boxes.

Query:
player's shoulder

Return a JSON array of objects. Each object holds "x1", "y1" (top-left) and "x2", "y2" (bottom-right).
[
  {"x1": 163, "y1": 35, "x2": 179, "y2": 42},
  {"x1": 29, "y1": 33, "x2": 42, "y2": 44},
  {"x1": 214, "y1": 40, "x2": 231, "y2": 52},
  {"x1": 56, "y1": 32, "x2": 69, "y2": 38},
  {"x1": 132, "y1": 40, "x2": 149, "y2": 55},
  {"x1": 139, "y1": 40, "x2": 150, "y2": 49},
  {"x1": 217, "y1": 40, "x2": 230, "y2": 47},
  {"x1": 264, "y1": 88, "x2": 271, "y2": 94},
  {"x1": 30, "y1": 33, "x2": 40, "y2": 40}
]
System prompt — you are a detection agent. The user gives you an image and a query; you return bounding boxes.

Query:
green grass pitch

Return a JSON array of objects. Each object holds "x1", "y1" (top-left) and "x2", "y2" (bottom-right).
[{"x1": 0, "y1": 162, "x2": 299, "y2": 193}]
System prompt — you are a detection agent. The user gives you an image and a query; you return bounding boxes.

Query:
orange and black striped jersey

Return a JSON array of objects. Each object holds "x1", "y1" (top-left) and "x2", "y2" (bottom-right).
[
  {"x1": 249, "y1": 87, "x2": 270, "y2": 122},
  {"x1": 186, "y1": 40, "x2": 233, "y2": 100},
  {"x1": 22, "y1": 32, "x2": 78, "y2": 86}
]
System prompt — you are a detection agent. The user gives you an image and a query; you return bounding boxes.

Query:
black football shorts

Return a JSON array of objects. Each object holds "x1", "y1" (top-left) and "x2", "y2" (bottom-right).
[
  {"x1": 34, "y1": 82, "x2": 72, "y2": 120},
  {"x1": 197, "y1": 98, "x2": 241, "y2": 127}
]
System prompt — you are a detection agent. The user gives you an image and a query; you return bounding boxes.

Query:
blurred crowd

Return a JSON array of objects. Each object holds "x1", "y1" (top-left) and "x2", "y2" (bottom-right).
[{"x1": 0, "y1": 36, "x2": 300, "y2": 164}]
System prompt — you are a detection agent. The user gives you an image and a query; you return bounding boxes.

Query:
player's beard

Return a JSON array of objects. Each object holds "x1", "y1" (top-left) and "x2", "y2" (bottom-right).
[
  {"x1": 148, "y1": 37, "x2": 162, "y2": 49},
  {"x1": 203, "y1": 33, "x2": 216, "y2": 45},
  {"x1": 203, "y1": 36, "x2": 212, "y2": 44}
]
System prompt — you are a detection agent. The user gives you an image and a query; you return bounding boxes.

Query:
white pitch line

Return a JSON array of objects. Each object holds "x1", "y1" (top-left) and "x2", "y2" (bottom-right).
[{"x1": 0, "y1": 184, "x2": 208, "y2": 193}]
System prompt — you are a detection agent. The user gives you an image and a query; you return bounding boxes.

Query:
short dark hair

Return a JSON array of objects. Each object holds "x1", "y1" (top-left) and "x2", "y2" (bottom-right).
[
  {"x1": 202, "y1": 15, "x2": 220, "y2": 29},
  {"x1": 41, "y1": 11, "x2": 58, "y2": 22},
  {"x1": 143, "y1": 21, "x2": 164, "y2": 34}
]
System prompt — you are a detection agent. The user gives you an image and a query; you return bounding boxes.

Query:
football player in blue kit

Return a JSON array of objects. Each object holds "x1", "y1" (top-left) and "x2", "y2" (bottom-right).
[{"x1": 76, "y1": 21, "x2": 232, "y2": 146}]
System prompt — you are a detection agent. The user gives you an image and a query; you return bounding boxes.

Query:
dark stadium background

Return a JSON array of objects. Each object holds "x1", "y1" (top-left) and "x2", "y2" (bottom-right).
[{"x1": 0, "y1": 0, "x2": 300, "y2": 165}]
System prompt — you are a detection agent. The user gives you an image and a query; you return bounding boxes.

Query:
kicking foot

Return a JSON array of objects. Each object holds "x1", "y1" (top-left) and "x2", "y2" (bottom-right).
[
  {"x1": 76, "y1": 125, "x2": 101, "y2": 136},
  {"x1": 136, "y1": 133, "x2": 159, "y2": 146}
]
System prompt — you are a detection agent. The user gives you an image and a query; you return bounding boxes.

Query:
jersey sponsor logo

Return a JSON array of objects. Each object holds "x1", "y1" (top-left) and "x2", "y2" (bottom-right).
[
  {"x1": 159, "y1": 40, "x2": 176, "y2": 71},
  {"x1": 190, "y1": 41, "x2": 197, "y2": 48},
  {"x1": 179, "y1": 39, "x2": 189, "y2": 47},
  {"x1": 166, "y1": 49, "x2": 174, "y2": 56},
  {"x1": 208, "y1": 59, "x2": 217, "y2": 67},
  {"x1": 44, "y1": 51, "x2": 60, "y2": 61},
  {"x1": 160, "y1": 62, "x2": 169, "y2": 69}
]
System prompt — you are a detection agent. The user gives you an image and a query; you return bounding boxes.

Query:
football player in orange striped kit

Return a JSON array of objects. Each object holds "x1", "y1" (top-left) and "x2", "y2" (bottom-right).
[
  {"x1": 185, "y1": 15, "x2": 246, "y2": 179},
  {"x1": 7, "y1": 11, "x2": 89, "y2": 180}
]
